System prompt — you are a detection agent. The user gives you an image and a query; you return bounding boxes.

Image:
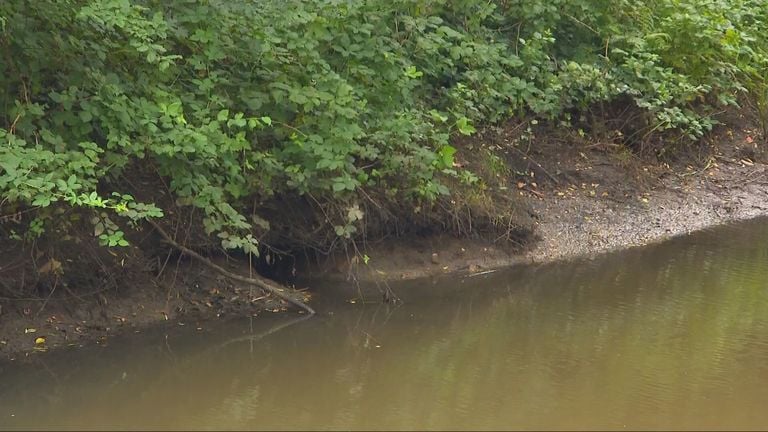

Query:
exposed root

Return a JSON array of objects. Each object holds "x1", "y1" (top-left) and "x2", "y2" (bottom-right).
[{"x1": 146, "y1": 219, "x2": 316, "y2": 315}]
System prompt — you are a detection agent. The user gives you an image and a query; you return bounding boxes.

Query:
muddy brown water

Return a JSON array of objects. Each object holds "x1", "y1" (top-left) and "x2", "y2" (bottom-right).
[{"x1": 2, "y1": 218, "x2": 768, "y2": 430}]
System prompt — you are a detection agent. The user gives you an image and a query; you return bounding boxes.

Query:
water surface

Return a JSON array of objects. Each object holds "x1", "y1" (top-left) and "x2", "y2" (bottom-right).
[{"x1": 2, "y1": 219, "x2": 768, "y2": 430}]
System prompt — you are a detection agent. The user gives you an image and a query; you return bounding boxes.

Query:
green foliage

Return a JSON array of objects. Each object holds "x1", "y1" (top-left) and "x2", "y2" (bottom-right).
[{"x1": 1, "y1": 0, "x2": 766, "y2": 253}]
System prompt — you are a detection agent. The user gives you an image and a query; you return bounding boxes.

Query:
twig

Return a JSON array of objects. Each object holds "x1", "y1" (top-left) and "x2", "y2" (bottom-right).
[
  {"x1": 467, "y1": 269, "x2": 498, "y2": 277},
  {"x1": 146, "y1": 219, "x2": 315, "y2": 315},
  {"x1": 35, "y1": 275, "x2": 59, "y2": 317},
  {"x1": 524, "y1": 186, "x2": 544, "y2": 198},
  {"x1": 740, "y1": 168, "x2": 768, "y2": 185},
  {"x1": 565, "y1": 13, "x2": 600, "y2": 35},
  {"x1": 508, "y1": 145, "x2": 561, "y2": 185},
  {"x1": 678, "y1": 157, "x2": 715, "y2": 178}
]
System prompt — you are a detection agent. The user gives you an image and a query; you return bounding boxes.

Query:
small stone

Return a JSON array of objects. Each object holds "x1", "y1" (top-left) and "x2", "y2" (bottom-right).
[{"x1": 431, "y1": 253, "x2": 440, "y2": 264}]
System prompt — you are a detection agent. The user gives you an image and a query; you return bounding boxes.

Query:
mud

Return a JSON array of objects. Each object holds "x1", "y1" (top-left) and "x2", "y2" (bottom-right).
[
  {"x1": 327, "y1": 124, "x2": 768, "y2": 281},
  {"x1": 0, "y1": 259, "x2": 298, "y2": 362}
]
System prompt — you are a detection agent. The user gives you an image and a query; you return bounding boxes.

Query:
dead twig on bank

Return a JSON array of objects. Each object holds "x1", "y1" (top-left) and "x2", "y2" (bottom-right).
[
  {"x1": 507, "y1": 145, "x2": 561, "y2": 185},
  {"x1": 146, "y1": 219, "x2": 315, "y2": 315}
]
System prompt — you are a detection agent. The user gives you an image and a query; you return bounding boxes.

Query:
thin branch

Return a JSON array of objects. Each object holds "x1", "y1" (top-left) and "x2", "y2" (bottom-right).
[
  {"x1": 507, "y1": 144, "x2": 561, "y2": 185},
  {"x1": 146, "y1": 219, "x2": 315, "y2": 315}
]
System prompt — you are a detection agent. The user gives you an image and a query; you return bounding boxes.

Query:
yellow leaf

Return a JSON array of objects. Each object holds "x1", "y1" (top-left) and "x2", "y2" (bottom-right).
[
  {"x1": 35, "y1": 337, "x2": 46, "y2": 345},
  {"x1": 37, "y1": 259, "x2": 62, "y2": 275}
]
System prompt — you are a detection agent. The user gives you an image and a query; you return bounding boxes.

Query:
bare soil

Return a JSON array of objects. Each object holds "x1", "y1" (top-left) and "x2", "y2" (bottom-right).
[
  {"x1": 319, "y1": 119, "x2": 768, "y2": 282},
  {"x1": 0, "y1": 257, "x2": 302, "y2": 362}
]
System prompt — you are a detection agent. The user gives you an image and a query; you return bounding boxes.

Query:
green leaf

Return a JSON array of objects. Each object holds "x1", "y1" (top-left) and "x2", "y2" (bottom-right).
[
  {"x1": 32, "y1": 195, "x2": 52, "y2": 207},
  {"x1": 0, "y1": 154, "x2": 20, "y2": 174},
  {"x1": 438, "y1": 145, "x2": 457, "y2": 168},
  {"x1": 332, "y1": 181, "x2": 346, "y2": 192},
  {"x1": 404, "y1": 66, "x2": 423, "y2": 79},
  {"x1": 79, "y1": 111, "x2": 93, "y2": 122},
  {"x1": 456, "y1": 117, "x2": 476, "y2": 136},
  {"x1": 429, "y1": 110, "x2": 449, "y2": 123}
]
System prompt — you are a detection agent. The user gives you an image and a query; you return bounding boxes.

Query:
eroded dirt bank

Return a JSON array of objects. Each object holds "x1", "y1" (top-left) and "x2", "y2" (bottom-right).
[
  {"x1": 0, "y1": 260, "x2": 306, "y2": 362},
  {"x1": 2, "y1": 122, "x2": 767, "y2": 361},
  {"x1": 322, "y1": 123, "x2": 768, "y2": 281}
]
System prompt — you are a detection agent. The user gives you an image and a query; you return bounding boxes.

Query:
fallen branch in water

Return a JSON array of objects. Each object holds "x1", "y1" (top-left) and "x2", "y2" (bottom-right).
[{"x1": 146, "y1": 219, "x2": 316, "y2": 315}]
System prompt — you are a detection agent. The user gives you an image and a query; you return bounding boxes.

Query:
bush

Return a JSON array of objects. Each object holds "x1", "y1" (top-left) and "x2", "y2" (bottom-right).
[{"x1": 1, "y1": 0, "x2": 766, "y2": 255}]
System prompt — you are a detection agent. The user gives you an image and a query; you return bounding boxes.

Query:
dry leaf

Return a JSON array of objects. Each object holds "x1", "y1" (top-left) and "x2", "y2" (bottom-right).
[{"x1": 37, "y1": 259, "x2": 62, "y2": 275}]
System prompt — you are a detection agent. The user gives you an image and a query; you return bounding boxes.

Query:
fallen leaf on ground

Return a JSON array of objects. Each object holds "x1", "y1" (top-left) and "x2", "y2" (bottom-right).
[{"x1": 37, "y1": 258, "x2": 62, "y2": 275}]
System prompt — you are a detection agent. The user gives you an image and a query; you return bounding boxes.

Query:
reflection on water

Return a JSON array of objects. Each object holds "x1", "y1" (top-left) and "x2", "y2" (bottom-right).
[{"x1": 2, "y1": 219, "x2": 768, "y2": 430}]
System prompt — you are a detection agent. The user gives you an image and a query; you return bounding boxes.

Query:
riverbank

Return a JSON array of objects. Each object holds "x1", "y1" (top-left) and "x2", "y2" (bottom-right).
[
  {"x1": 5, "y1": 0, "x2": 768, "y2": 364},
  {"x1": 2, "y1": 119, "x2": 766, "y2": 361},
  {"x1": 0, "y1": 258, "x2": 307, "y2": 361},
  {"x1": 317, "y1": 118, "x2": 768, "y2": 282}
]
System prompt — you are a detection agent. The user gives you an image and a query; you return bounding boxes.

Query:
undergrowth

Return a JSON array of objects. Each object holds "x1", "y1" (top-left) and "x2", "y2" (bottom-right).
[{"x1": 0, "y1": 0, "x2": 766, "y2": 289}]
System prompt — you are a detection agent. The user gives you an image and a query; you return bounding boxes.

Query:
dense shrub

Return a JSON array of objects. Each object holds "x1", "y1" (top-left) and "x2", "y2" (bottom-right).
[{"x1": 1, "y1": 0, "x2": 766, "y2": 254}]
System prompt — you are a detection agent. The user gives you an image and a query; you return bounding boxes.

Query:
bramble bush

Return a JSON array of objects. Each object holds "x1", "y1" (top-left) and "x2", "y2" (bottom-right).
[{"x1": 1, "y1": 0, "x2": 766, "y2": 255}]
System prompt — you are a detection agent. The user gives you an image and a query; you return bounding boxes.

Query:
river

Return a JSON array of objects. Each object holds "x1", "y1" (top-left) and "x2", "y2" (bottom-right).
[{"x1": 2, "y1": 218, "x2": 768, "y2": 430}]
